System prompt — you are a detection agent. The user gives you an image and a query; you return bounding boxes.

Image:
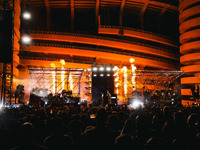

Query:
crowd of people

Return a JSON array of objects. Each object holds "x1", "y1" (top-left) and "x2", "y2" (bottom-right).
[{"x1": 0, "y1": 103, "x2": 200, "y2": 150}]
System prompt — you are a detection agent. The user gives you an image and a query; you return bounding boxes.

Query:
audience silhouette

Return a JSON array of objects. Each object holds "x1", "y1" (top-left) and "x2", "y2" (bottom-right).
[{"x1": 0, "y1": 103, "x2": 198, "y2": 150}]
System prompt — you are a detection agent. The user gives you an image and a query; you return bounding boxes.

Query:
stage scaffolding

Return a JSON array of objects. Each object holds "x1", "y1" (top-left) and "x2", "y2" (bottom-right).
[
  {"x1": 28, "y1": 67, "x2": 83, "y2": 97},
  {"x1": 29, "y1": 67, "x2": 184, "y2": 104},
  {"x1": 115, "y1": 69, "x2": 184, "y2": 103},
  {"x1": 0, "y1": 63, "x2": 13, "y2": 105},
  {"x1": 134, "y1": 70, "x2": 184, "y2": 90}
]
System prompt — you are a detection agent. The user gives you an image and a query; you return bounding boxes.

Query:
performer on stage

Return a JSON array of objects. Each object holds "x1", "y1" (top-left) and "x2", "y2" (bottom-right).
[
  {"x1": 107, "y1": 90, "x2": 111, "y2": 105},
  {"x1": 102, "y1": 90, "x2": 112, "y2": 106}
]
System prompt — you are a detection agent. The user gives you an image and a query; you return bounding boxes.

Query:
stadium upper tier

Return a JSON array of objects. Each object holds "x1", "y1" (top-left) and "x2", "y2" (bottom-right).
[
  {"x1": 21, "y1": 0, "x2": 179, "y2": 38},
  {"x1": 20, "y1": 28, "x2": 179, "y2": 70},
  {"x1": 19, "y1": 0, "x2": 179, "y2": 70}
]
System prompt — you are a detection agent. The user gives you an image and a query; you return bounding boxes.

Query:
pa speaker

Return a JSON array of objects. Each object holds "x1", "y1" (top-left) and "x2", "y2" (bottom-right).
[{"x1": 0, "y1": 10, "x2": 13, "y2": 63}]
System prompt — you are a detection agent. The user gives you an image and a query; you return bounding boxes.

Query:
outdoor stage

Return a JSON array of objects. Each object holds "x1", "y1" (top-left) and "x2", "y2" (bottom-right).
[{"x1": 25, "y1": 66, "x2": 184, "y2": 106}]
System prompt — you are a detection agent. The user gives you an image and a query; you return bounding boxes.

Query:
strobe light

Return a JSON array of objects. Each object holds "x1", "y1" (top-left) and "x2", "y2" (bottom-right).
[
  {"x1": 106, "y1": 67, "x2": 111, "y2": 71},
  {"x1": 99, "y1": 67, "x2": 104, "y2": 71},
  {"x1": 93, "y1": 67, "x2": 97, "y2": 71}
]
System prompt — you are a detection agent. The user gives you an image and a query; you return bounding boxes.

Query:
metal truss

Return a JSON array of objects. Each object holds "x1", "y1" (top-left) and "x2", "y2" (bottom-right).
[
  {"x1": 29, "y1": 67, "x2": 83, "y2": 97},
  {"x1": 1, "y1": 63, "x2": 12, "y2": 105},
  {"x1": 131, "y1": 70, "x2": 184, "y2": 91}
]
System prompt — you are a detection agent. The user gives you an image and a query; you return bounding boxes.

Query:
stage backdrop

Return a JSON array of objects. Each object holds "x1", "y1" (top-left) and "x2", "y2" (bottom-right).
[{"x1": 92, "y1": 66, "x2": 114, "y2": 104}]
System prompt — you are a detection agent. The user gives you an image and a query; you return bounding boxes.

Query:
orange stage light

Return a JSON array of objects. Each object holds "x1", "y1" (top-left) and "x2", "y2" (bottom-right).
[{"x1": 129, "y1": 58, "x2": 135, "y2": 63}]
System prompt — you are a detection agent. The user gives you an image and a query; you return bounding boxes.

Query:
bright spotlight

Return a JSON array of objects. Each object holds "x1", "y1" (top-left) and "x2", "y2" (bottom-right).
[
  {"x1": 23, "y1": 11, "x2": 31, "y2": 20},
  {"x1": 131, "y1": 100, "x2": 143, "y2": 108},
  {"x1": 99, "y1": 67, "x2": 104, "y2": 71},
  {"x1": 60, "y1": 59, "x2": 65, "y2": 65},
  {"x1": 50, "y1": 63, "x2": 56, "y2": 68},
  {"x1": 129, "y1": 58, "x2": 135, "y2": 63},
  {"x1": 100, "y1": 74, "x2": 104, "y2": 77},
  {"x1": 93, "y1": 74, "x2": 97, "y2": 77},
  {"x1": 0, "y1": 104, "x2": 3, "y2": 109},
  {"x1": 107, "y1": 74, "x2": 110, "y2": 76},
  {"x1": 113, "y1": 66, "x2": 118, "y2": 71},
  {"x1": 22, "y1": 36, "x2": 31, "y2": 44},
  {"x1": 106, "y1": 67, "x2": 111, "y2": 71},
  {"x1": 93, "y1": 67, "x2": 97, "y2": 71}
]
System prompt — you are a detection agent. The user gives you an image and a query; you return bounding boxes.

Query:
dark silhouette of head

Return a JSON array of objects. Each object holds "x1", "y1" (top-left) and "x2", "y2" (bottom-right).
[
  {"x1": 115, "y1": 134, "x2": 137, "y2": 150},
  {"x1": 174, "y1": 111, "x2": 186, "y2": 126},
  {"x1": 136, "y1": 114, "x2": 147, "y2": 130},
  {"x1": 19, "y1": 122, "x2": 35, "y2": 142},
  {"x1": 107, "y1": 114, "x2": 119, "y2": 131},
  {"x1": 69, "y1": 119, "x2": 82, "y2": 135},
  {"x1": 121, "y1": 118, "x2": 135, "y2": 135},
  {"x1": 96, "y1": 108, "x2": 107, "y2": 126},
  {"x1": 47, "y1": 117, "x2": 63, "y2": 134},
  {"x1": 187, "y1": 113, "x2": 197, "y2": 129},
  {"x1": 145, "y1": 137, "x2": 169, "y2": 150}
]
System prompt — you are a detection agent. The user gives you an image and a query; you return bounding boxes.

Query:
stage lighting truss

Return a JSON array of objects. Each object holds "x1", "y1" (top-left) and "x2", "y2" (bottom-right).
[
  {"x1": 131, "y1": 70, "x2": 184, "y2": 91},
  {"x1": 92, "y1": 66, "x2": 113, "y2": 72},
  {"x1": 113, "y1": 69, "x2": 184, "y2": 99},
  {"x1": 1, "y1": 63, "x2": 12, "y2": 105},
  {"x1": 28, "y1": 67, "x2": 83, "y2": 97},
  {"x1": 82, "y1": 69, "x2": 92, "y2": 101}
]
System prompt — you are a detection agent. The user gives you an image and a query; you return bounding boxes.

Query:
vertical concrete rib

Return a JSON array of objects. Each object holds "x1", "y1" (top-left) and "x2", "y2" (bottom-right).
[{"x1": 179, "y1": 0, "x2": 200, "y2": 104}]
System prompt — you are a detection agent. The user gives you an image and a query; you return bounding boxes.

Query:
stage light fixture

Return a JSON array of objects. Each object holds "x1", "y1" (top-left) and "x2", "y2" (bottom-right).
[
  {"x1": 87, "y1": 68, "x2": 91, "y2": 71},
  {"x1": 99, "y1": 67, "x2": 104, "y2": 71},
  {"x1": 100, "y1": 74, "x2": 104, "y2": 77},
  {"x1": 23, "y1": 11, "x2": 31, "y2": 20},
  {"x1": 93, "y1": 74, "x2": 97, "y2": 77},
  {"x1": 50, "y1": 63, "x2": 56, "y2": 68},
  {"x1": 107, "y1": 74, "x2": 110, "y2": 76},
  {"x1": 93, "y1": 67, "x2": 97, "y2": 71},
  {"x1": 129, "y1": 58, "x2": 135, "y2": 63},
  {"x1": 22, "y1": 36, "x2": 31, "y2": 44},
  {"x1": 106, "y1": 67, "x2": 111, "y2": 71},
  {"x1": 60, "y1": 59, "x2": 65, "y2": 65}
]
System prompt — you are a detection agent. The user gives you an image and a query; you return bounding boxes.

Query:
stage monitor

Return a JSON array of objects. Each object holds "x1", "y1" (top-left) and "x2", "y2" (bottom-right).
[{"x1": 0, "y1": 10, "x2": 13, "y2": 63}]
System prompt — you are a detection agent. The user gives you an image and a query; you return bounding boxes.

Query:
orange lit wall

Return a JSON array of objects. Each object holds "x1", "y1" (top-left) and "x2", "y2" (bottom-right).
[
  {"x1": 17, "y1": 0, "x2": 180, "y2": 103},
  {"x1": 13, "y1": 0, "x2": 21, "y2": 78},
  {"x1": 179, "y1": 0, "x2": 200, "y2": 104},
  {"x1": 13, "y1": 0, "x2": 31, "y2": 103}
]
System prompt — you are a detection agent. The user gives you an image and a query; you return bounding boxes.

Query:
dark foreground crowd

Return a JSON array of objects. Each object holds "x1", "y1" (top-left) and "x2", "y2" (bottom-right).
[{"x1": 0, "y1": 104, "x2": 200, "y2": 150}]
